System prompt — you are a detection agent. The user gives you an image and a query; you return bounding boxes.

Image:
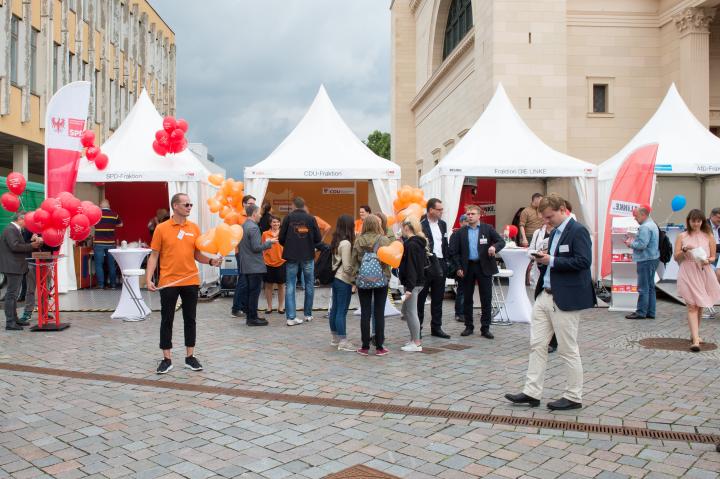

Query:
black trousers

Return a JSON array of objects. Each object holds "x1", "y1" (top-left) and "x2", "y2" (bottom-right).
[
  {"x1": 462, "y1": 261, "x2": 493, "y2": 332},
  {"x1": 4, "y1": 273, "x2": 22, "y2": 326},
  {"x1": 417, "y1": 260, "x2": 446, "y2": 331},
  {"x1": 359, "y1": 286, "x2": 387, "y2": 349},
  {"x1": 243, "y1": 273, "x2": 263, "y2": 320},
  {"x1": 159, "y1": 285, "x2": 199, "y2": 350}
]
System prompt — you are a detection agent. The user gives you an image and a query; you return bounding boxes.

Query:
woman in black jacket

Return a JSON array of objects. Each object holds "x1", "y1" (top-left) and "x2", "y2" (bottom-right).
[{"x1": 399, "y1": 216, "x2": 427, "y2": 352}]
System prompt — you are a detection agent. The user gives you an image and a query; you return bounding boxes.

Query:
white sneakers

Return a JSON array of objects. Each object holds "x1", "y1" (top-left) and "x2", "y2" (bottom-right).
[
  {"x1": 286, "y1": 318, "x2": 304, "y2": 326},
  {"x1": 330, "y1": 337, "x2": 340, "y2": 346},
  {"x1": 401, "y1": 343, "x2": 423, "y2": 352},
  {"x1": 337, "y1": 340, "x2": 356, "y2": 352},
  {"x1": 304, "y1": 315, "x2": 314, "y2": 322}
]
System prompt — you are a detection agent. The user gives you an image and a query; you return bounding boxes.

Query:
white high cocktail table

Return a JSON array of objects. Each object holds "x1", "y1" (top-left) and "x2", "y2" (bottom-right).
[{"x1": 109, "y1": 248, "x2": 151, "y2": 321}]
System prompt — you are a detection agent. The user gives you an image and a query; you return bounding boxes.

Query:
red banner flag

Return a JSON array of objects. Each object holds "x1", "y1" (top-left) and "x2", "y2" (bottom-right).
[
  {"x1": 601, "y1": 144, "x2": 658, "y2": 278},
  {"x1": 44, "y1": 81, "x2": 91, "y2": 198}
]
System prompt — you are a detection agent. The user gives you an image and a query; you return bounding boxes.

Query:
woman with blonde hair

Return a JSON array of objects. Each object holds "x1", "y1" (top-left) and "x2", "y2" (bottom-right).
[
  {"x1": 399, "y1": 216, "x2": 427, "y2": 352},
  {"x1": 352, "y1": 214, "x2": 392, "y2": 356},
  {"x1": 675, "y1": 209, "x2": 720, "y2": 351}
]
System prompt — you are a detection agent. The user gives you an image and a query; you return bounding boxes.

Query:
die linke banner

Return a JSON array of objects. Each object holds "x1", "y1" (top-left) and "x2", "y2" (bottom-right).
[
  {"x1": 601, "y1": 143, "x2": 658, "y2": 278},
  {"x1": 44, "y1": 81, "x2": 91, "y2": 198}
]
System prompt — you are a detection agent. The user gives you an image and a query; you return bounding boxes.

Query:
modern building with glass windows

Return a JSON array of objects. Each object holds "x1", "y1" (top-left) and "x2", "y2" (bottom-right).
[
  {"x1": 0, "y1": 0, "x2": 175, "y2": 183},
  {"x1": 391, "y1": 0, "x2": 720, "y2": 189}
]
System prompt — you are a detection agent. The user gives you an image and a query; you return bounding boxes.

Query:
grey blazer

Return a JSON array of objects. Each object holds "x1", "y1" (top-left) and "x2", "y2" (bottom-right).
[
  {"x1": 238, "y1": 219, "x2": 273, "y2": 274},
  {"x1": 0, "y1": 224, "x2": 33, "y2": 274}
]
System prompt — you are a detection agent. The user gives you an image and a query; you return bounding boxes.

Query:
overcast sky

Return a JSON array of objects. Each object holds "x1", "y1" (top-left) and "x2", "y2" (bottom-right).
[{"x1": 150, "y1": 1, "x2": 391, "y2": 179}]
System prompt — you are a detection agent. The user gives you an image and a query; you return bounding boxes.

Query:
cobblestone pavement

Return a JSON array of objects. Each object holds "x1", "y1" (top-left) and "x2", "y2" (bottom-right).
[{"x1": 0, "y1": 290, "x2": 719, "y2": 478}]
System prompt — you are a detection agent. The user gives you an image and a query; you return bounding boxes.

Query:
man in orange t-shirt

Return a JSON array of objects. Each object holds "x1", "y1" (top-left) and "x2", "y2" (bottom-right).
[{"x1": 146, "y1": 193, "x2": 221, "y2": 375}]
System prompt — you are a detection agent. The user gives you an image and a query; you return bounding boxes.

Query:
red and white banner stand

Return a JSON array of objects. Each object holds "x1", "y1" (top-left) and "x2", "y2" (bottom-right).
[
  {"x1": 44, "y1": 81, "x2": 91, "y2": 297},
  {"x1": 600, "y1": 143, "x2": 658, "y2": 279}
]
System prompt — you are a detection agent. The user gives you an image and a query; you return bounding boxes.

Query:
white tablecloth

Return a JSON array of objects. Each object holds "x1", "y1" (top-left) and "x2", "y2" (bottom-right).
[
  {"x1": 109, "y1": 248, "x2": 151, "y2": 321},
  {"x1": 497, "y1": 247, "x2": 532, "y2": 323}
]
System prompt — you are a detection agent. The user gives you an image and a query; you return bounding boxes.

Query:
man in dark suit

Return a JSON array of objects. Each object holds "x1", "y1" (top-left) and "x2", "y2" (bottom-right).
[
  {"x1": 449, "y1": 204, "x2": 505, "y2": 338},
  {"x1": 0, "y1": 212, "x2": 43, "y2": 330},
  {"x1": 505, "y1": 194, "x2": 595, "y2": 411},
  {"x1": 418, "y1": 198, "x2": 451, "y2": 339}
]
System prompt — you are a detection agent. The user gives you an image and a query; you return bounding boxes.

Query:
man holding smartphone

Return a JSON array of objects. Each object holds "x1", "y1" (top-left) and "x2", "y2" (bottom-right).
[{"x1": 505, "y1": 194, "x2": 595, "y2": 410}]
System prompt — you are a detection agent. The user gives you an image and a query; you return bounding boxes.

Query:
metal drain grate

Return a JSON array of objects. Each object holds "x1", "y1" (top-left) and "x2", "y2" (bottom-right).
[
  {"x1": 323, "y1": 465, "x2": 400, "y2": 478},
  {"x1": 1, "y1": 362, "x2": 718, "y2": 445},
  {"x1": 638, "y1": 337, "x2": 717, "y2": 352}
]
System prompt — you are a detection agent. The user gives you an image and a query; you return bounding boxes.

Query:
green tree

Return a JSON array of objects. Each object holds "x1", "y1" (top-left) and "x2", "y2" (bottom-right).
[{"x1": 364, "y1": 130, "x2": 391, "y2": 160}]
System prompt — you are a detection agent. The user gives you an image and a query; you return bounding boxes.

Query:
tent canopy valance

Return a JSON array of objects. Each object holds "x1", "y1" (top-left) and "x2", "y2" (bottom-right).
[{"x1": 244, "y1": 85, "x2": 401, "y2": 215}]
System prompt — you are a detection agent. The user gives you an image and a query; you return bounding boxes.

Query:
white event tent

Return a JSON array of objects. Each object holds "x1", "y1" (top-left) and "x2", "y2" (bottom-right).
[
  {"x1": 244, "y1": 85, "x2": 401, "y2": 215},
  {"x1": 597, "y1": 84, "x2": 720, "y2": 278},
  {"x1": 420, "y1": 83, "x2": 598, "y2": 242},
  {"x1": 74, "y1": 90, "x2": 223, "y2": 292}
]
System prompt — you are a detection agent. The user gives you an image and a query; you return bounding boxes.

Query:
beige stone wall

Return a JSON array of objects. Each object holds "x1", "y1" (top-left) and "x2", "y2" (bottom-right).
[
  {"x1": 710, "y1": 21, "x2": 720, "y2": 124},
  {"x1": 704, "y1": 176, "x2": 720, "y2": 210}
]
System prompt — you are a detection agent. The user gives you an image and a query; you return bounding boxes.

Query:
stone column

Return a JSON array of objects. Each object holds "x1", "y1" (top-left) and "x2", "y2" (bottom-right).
[
  {"x1": 674, "y1": 7, "x2": 716, "y2": 127},
  {"x1": 13, "y1": 144, "x2": 29, "y2": 178},
  {"x1": 390, "y1": 0, "x2": 417, "y2": 185}
]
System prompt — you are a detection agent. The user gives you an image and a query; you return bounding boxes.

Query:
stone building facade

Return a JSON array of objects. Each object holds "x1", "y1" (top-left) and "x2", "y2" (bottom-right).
[
  {"x1": 391, "y1": 0, "x2": 720, "y2": 205},
  {"x1": 0, "y1": 0, "x2": 175, "y2": 182}
]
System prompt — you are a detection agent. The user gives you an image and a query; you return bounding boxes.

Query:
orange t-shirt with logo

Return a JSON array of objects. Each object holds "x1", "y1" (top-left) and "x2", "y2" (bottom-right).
[
  {"x1": 262, "y1": 230, "x2": 285, "y2": 267},
  {"x1": 150, "y1": 218, "x2": 201, "y2": 287}
]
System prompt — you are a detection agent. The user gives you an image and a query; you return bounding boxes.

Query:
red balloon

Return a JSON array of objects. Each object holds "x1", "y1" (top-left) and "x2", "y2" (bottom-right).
[
  {"x1": 86, "y1": 146, "x2": 100, "y2": 161},
  {"x1": 152, "y1": 140, "x2": 168, "y2": 156},
  {"x1": 58, "y1": 192, "x2": 81, "y2": 214},
  {"x1": 34, "y1": 209, "x2": 50, "y2": 229},
  {"x1": 70, "y1": 213, "x2": 90, "y2": 233},
  {"x1": 1, "y1": 192, "x2": 20, "y2": 212},
  {"x1": 24, "y1": 211, "x2": 42, "y2": 234},
  {"x1": 95, "y1": 153, "x2": 109, "y2": 170},
  {"x1": 176, "y1": 118, "x2": 189, "y2": 133},
  {"x1": 155, "y1": 130, "x2": 168, "y2": 142},
  {"x1": 82, "y1": 201, "x2": 102, "y2": 226},
  {"x1": 80, "y1": 130, "x2": 96, "y2": 148},
  {"x1": 170, "y1": 138, "x2": 188, "y2": 154},
  {"x1": 42, "y1": 227, "x2": 65, "y2": 248},
  {"x1": 6, "y1": 172, "x2": 27, "y2": 196},
  {"x1": 170, "y1": 128, "x2": 185, "y2": 142},
  {"x1": 505, "y1": 225, "x2": 519, "y2": 238},
  {"x1": 51, "y1": 207, "x2": 71, "y2": 229},
  {"x1": 70, "y1": 225, "x2": 91, "y2": 242},
  {"x1": 157, "y1": 130, "x2": 170, "y2": 147},
  {"x1": 163, "y1": 116, "x2": 177, "y2": 133},
  {"x1": 41, "y1": 198, "x2": 61, "y2": 213}
]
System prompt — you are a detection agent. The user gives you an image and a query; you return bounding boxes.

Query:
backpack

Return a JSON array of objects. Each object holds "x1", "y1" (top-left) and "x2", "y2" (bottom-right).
[
  {"x1": 658, "y1": 229, "x2": 673, "y2": 264},
  {"x1": 356, "y1": 239, "x2": 388, "y2": 289},
  {"x1": 315, "y1": 246, "x2": 335, "y2": 285}
]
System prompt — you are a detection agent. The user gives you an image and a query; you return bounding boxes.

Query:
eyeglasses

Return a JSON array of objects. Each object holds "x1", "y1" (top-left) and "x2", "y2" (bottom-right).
[{"x1": 182, "y1": 203, "x2": 193, "y2": 208}]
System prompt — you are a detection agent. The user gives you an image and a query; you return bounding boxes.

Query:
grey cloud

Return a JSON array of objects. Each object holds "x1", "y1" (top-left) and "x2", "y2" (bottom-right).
[{"x1": 150, "y1": 1, "x2": 390, "y2": 178}]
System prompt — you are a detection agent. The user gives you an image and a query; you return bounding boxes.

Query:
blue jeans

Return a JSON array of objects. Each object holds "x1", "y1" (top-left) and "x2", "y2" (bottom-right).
[
  {"x1": 94, "y1": 244, "x2": 117, "y2": 287},
  {"x1": 454, "y1": 284, "x2": 464, "y2": 316},
  {"x1": 285, "y1": 260, "x2": 314, "y2": 319},
  {"x1": 636, "y1": 259, "x2": 658, "y2": 318},
  {"x1": 232, "y1": 254, "x2": 247, "y2": 313},
  {"x1": 329, "y1": 278, "x2": 352, "y2": 338}
]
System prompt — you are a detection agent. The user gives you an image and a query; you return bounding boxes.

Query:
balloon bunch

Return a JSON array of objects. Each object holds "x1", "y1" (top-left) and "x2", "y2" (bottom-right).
[
  {"x1": 196, "y1": 223, "x2": 244, "y2": 257},
  {"x1": 81, "y1": 130, "x2": 109, "y2": 170},
  {"x1": 206, "y1": 174, "x2": 248, "y2": 226},
  {"x1": 153, "y1": 116, "x2": 189, "y2": 156},
  {"x1": 194, "y1": 174, "x2": 248, "y2": 257},
  {"x1": 24, "y1": 192, "x2": 102, "y2": 247},
  {"x1": 1, "y1": 172, "x2": 27, "y2": 212},
  {"x1": 390, "y1": 185, "x2": 426, "y2": 226}
]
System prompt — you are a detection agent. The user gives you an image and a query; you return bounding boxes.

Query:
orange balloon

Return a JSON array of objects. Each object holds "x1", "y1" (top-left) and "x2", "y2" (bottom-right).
[
  {"x1": 208, "y1": 174, "x2": 224, "y2": 186},
  {"x1": 229, "y1": 224, "x2": 243, "y2": 242},
  {"x1": 386, "y1": 215, "x2": 396, "y2": 226},
  {"x1": 411, "y1": 188, "x2": 424, "y2": 204},
  {"x1": 214, "y1": 223, "x2": 234, "y2": 256},
  {"x1": 196, "y1": 229, "x2": 218, "y2": 254},
  {"x1": 377, "y1": 241, "x2": 404, "y2": 268},
  {"x1": 219, "y1": 205, "x2": 231, "y2": 219},
  {"x1": 399, "y1": 187, "x2": 413, "y2": 202},
  {"x1": 207, "y1": 198, "x2": 221, "y2": 213},
  {"x1": 224, "y1": 212, "x2": 240, "y2": 225},
  {"x1": 392, "y1": 198, "x2": 403, "y2": 213},
  {"x1": 222, "y1": 179, "x2": 235, "y2": 196},
  {"x1": 236, "y1": 212, "x2": 247, "y2": 225},
  {"x1": 397, "y1": 203, "x2": 423, "y2": 221}
]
